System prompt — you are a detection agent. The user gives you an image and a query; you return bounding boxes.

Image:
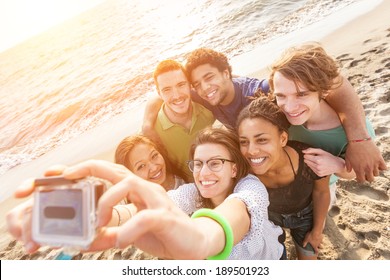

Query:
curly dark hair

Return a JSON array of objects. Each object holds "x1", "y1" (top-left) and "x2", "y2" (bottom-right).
[
  {"x1": 236, "y1": 96, "x2": 291, "y2": 134},
  {"x1": 185, "y1": 48, "x2": 232, "y2": 83}
]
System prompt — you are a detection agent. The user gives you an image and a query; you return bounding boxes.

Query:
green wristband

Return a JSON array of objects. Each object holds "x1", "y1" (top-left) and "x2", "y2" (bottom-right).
[{"x1": 191, "y1": 208, "x2": 234, "y2": 260}]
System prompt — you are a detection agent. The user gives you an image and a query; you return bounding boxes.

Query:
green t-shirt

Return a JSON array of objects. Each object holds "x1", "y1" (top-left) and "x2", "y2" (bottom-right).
[
  {"x1": 288, "y1": 118, "x2": 375, "y2": 185},
  {"x1": 155, "y1": 102, "x2": 215, "y2": 181}
]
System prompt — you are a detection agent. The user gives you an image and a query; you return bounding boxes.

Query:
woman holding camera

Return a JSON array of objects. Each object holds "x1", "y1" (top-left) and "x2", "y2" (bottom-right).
[{"x1": 7, "y1": 127, "x2": 284, "y2": 260}]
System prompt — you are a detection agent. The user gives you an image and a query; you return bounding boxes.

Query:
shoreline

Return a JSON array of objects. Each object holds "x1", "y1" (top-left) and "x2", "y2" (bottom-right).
[
  {"x1": 1, "y1": 0, "x2": 389, "y2": 259},
  {"x1": 231, "y1": 0, "x2": 383, "y2": 78},
  {"x1": 1, "y1": 0, "x2": 386, "y2": 204}
]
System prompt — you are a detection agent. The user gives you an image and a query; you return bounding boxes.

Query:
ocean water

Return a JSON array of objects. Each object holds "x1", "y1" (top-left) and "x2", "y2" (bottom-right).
[{"x1": 0, "y1": 0, "x2": 360, "y2": 177}]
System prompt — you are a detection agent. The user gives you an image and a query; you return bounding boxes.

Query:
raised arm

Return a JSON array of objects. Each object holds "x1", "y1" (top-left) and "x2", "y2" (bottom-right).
[
  {"x1": 325, "y1": 75, "x2": 387, "y2": 182},
  {"x1": 141, "y1": 95, "x2": 164, "y2": 145},
  {"x1": 9, "y1": 160, "x2": 247, "y2": 259}
]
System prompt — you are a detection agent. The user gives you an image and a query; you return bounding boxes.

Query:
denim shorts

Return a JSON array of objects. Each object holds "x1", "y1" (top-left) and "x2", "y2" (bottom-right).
[{"x1": 268, "y1": 203, "x2": 315, "y2": 256}]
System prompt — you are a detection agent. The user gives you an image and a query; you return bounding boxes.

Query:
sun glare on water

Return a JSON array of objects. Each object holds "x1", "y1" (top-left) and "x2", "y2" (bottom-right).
[{"x1": 0, "y1": 0, "x2": 104, "y2": 52}]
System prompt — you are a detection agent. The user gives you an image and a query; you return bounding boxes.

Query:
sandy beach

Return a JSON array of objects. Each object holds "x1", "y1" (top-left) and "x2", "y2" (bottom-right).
[{"x1": 1, "y1": 0, "x2": 389, "y2": 260}]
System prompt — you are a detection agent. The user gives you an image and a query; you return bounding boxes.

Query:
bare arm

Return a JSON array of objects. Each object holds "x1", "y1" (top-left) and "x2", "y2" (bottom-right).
[
  {"x1": 142, "y1": 95, "x2": 164, "y2": 145},
  {"x1": 303, "y1": 176, "x2": 330, "y2": 254},
  {"x1": 214, "y1": 198, "x2": 250, "y2": 246},
  {"x1": 303, "y1": 148, "x2": 355, "y2": 179},
  {"x1": 325, "y1": 75, "x2": 387, "y2": 182},
  {"x1": 90, "y1": 167, "x2": 250, "y2": 259},
  {"x1": 325, "y1": 75, "x2": 367, "y2": 139}
]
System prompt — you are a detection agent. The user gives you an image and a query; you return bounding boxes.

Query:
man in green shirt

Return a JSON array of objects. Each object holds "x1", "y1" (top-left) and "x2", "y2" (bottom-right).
[{"x1": 152, "y1": 60, "x2": 215, "y2": 182}]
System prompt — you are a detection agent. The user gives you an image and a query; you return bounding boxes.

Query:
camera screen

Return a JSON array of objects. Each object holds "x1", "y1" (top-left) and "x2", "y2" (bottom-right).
[
  {"x1": 38, "y1": 189, "x2": 84, "y2": 237},
  {"x1": 44, "y1": 206, "x2": 76, "y2": 219}
]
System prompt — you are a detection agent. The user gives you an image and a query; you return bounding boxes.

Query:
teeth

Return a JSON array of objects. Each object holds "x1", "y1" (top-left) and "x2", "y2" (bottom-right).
[
  {"x1": 207, "y1": 90, "x2": 216, "y2": 98},
  {"x1": 287, "y1": 111, "x2": 303, "y2": 117},
  {"x1": 150, "y1": 170, "x2": 162, "y2": 179},
  {"x1": 250, "y1": 157, "x2": 265, "y2": 164},
  {"x1": 173, "y1": 99, "x2": 184, "y2": 105},
  {"x1": 201, "y1": 180, "x2": 216, "y2": 186}
]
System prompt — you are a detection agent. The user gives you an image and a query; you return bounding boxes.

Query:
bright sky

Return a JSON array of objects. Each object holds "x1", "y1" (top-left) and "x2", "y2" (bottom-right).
[{"x1": 0, "y1": 0, "x2": 105, "y2": 52}]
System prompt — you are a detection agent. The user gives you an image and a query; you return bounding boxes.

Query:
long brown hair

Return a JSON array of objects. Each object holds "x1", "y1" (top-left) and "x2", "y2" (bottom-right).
[{"x1": 189, "y1": 127, "x2": 250, "y2": 208}]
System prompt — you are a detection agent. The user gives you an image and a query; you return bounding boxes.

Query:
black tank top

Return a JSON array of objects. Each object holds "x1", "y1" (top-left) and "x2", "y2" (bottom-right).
[{"x1": 267, "y1": 141, "x2": 322, "y2": 214}]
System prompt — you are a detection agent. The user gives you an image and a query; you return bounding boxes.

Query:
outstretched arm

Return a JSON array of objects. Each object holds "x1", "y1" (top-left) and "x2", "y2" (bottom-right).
[
  {"x1": 7, "y1": 160, "x2": 251, "y2": 259},
  {"x1": 141, "y1": 95, "x2": 164, "y2": 145},
  {"x1": 325, "y1": 75, "x2": 386, "y2": 182},
  {"x1": 91, "y1": 165, "x2": 250, "y2": 259}
]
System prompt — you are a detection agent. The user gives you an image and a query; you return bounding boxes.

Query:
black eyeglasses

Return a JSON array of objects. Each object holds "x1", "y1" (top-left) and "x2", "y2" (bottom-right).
[{"x1": 187, "y1": 158, "x2": 234, "y2": 173}]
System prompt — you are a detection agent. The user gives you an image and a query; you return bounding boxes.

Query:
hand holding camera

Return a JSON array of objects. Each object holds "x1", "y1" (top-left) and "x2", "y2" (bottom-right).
[
  {"x1": 6, "y1": 160, "x2": 130, "y2": 253},
  {"x1": 32, "y1": 176, "x2": 106, "y2": 249}
]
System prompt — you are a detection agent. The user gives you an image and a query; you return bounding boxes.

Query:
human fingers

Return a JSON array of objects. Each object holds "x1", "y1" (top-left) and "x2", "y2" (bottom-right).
[
  {"x1": 312, "y1": 236, "x2": 322, "y2": 255},
  {"x1": 372, "y1": 162, "x2": 387, "y2": 177},
  {"x1": 14, "y1": 178, "x2": 36, "y2": 198},
  {"x1": 15, "y1": 165, "x2": 69, "y2": 198},
  {"x1": 378, "y1": 160, "x2": 388, "y2": 171},
  {"x1": 63, "y1": 159, "x2": 130, "y2": 184},
  {"x1": 43, "y1": 164, "x2": 68, "y2": 176},
  {"x1": 364, "y1": 167, "x2": 375, "y2": 183},
  {"x1": 303, "y1": 159, "x2": 322, "y2": 175},
  {"x1": 6, "y1": 200, "x2": 40, "y2": 254},
  {"x1": 303, "y1": 156, "x2": 327, "y2": 176},
  {"x1": 88, "y1": 209, "x2": 168, "y2": 253},
  {"x1": 116, "y1": 209, "x2": 164, "y2": 249},
  {"x1": 84, "y1": 227, "x2": 118, "y2": 252},
  {"x1": 117, "y1": 208, "x2": 190, "y2": 259},
  {"x1": 302, "y1": 235, "x2": 308, "y2": 248},
  {"x1": 6, "y1": 199, "x2": 33, "y2": 240},
  {"x1": 303, "y1": 235, "x2": 319, "y2": 255},
  {"x1": 303, "y1": 158, "x2": 317, "y2": 170},
  {"x1": 302, "y1": 148, "x2": 322, "y2": 155},
  {"x1": 353, "y1": 164, "x2": 366, "y2": 183},
  {"x1": 303, "y1": 154, "x2": 319, "y2": 164},
  {"x1": 21, "y1": 206, "x2": 40, "y2": 254},
  {"x1": 87, "y1": 210, "x2": 167, "y2": 254},
  {"x1": 96, "y1": 176, "x2": 137, "y2": 227},
  {"x1": 312, "y1": 243, "x2": 319, "y2": 255},
  {"x1": 345, "y1": 158, "x2": 353, "y2": 173},
  {"x1": 373, "y1": 164, "x2": 380, "y2": 177},
  {"x1": 97, "y1": 174, "x2": 167, "y2": 227}
]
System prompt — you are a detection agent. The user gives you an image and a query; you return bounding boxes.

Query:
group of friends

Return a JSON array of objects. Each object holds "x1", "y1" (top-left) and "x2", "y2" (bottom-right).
[{"x1": 6, "y1": 42, "x2": 387, "y2": 260}]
